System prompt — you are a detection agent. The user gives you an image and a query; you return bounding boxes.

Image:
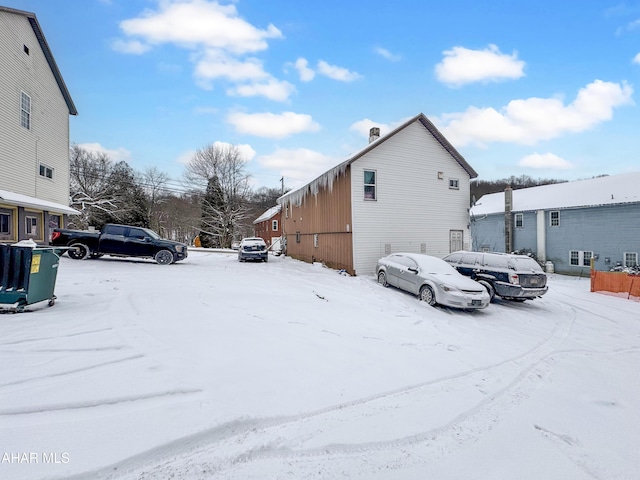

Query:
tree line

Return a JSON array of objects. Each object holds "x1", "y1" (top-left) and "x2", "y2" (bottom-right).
[
  {"x1": 68, "y1": 144, "x2": 285, "y2": 248},
  {"x1": 470, "y1": 175, "x2": 568, "y2": 205}
]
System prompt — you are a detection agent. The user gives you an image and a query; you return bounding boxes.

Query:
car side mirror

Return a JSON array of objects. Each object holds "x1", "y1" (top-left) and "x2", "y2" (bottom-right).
[{"x1": 408, "y1": 267, "x2": 418, "y2": 274}]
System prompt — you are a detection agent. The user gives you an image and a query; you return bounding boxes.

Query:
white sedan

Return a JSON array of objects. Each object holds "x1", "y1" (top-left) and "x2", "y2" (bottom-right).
[{"x1": 376, "y1": 253, "x2": 490, "y2": 310}]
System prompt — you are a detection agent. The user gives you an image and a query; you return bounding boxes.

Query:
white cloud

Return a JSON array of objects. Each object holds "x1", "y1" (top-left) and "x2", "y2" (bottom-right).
[
  {"x1": 294, "y1": 58, "x2": 315, "y2": 82},
  {"x1": 317, "y1": 61, "x2": 362, "y2": 82},
  {"x1": 435, "y1": 44, "x2": 525, "y2": 87},
  {"x1": 438, "y1": 80, "x2": 634, "y2": 147},
  {"x1": 518, "y1": 153, "x2": 573, "y2": 170},
  {"x1": 227, "y1": 112, "x2": 320, "y2": 139},
  {"x1": 616, "y1": 18, "x2": 640, "y2": 36},
  {"x1": 227, "y1": 79, "x2": 296, "y2": 102},
  {"x1": 176, "y1": 149, "x2": 197, "y2": 166},
  {"x1": 633, "y1": 53, "x2": 640, "y2": 65},
  {"x1": 194, "y1": 50, "x2": 269, "y2": 85},
  {"x1": 118, "y1": 0, "x2": 282, "y2": 54},
  {"x1": 110, "y1": 39, "x2": 151, "y2": 55},
  {"x1": 77, "y1": 143, "x2": 133, "y2": 164},
  {"x1": 374, "y1": 47, "x2": 401, "y2": 62},
  {"x1": 114, "y1": 0, "x2": 287, "y2": 100},
  {"x1": 257, "y1": 148, "x2": 338, "y2": 189}
]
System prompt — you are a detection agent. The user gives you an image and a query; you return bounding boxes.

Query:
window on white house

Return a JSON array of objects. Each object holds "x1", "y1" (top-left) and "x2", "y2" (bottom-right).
[
  {"x1": 0, "y1": 213, "x2": 10, "y2": 234},
  {"x1": 449, "y1": 178, "x2": 459, "y2": 190},
  {"x1": 39, "y1": 163, "x2": 54, "y2": 179},
  {"x1": 624, "y1": 252, "x2": 638, "y2": 267},
  {"x1": 21, "y1": 92, "x2": 31, "y2": 130},
  {"x1": 570, "y1": 250, "x2": 592, "y2": 267},
  {"x1": 515, "y1": 213, "x2": 523, "y2": 228},
  {"x1": 272, "y1": 219, "x2": 278, "y2": 231},
  {"x1": 25, "y1": 216, "x2": 38, "y2": 235},
  {"x1": 549, "y1": 211, "x2": 560, "y2": 227},
  {"x1": 364, "y1": 170, "x2": 376, "y2": 200}
]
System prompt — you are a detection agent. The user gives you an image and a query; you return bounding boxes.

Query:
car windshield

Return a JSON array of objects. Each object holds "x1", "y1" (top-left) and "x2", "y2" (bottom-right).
[{"x1": 412, "y1": 256, "x2": 457, "y2": 274}]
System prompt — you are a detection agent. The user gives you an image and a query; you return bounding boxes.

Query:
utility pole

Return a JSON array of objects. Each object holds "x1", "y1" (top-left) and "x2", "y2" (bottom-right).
[{"x1": 280, "y1": 176, "x2": 284, "y2": 196}]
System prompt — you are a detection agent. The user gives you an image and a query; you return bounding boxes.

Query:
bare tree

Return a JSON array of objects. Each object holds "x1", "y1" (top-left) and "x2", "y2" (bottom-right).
[
  {"x1": 68, "y1": 145, "x2": 118, "y2": 229},
  {"x1": 183, "y1": 144, "x2": 252, "y2": 248},
  {"x1": 141, "y1": 166, "x2": 169, "y2": 232}
]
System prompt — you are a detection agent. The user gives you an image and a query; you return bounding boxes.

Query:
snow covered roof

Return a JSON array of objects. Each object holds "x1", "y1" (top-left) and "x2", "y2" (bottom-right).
[
  {"x1": 278, "y1": 113, "x2": 476, "y2": 207},
  {"x1": 0, "y1": 6, "x2": 77, "y2": 115},
  {"x1": 0, "y1": 189, "x2": 79, "y2": 215},
  {"x1": 471, "y1": 172, "x2": 640, "y2": 216},
  {"x1": 253, "y1": 205, "x2": 281, "y2": 224}
]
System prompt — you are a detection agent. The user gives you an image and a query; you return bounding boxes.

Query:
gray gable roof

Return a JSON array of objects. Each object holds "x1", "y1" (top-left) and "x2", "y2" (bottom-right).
[
  {"x1": 279, "y1": 113, "x2": 476, "y2": 206},
  {"x1": 1, "y1": 6, "x2": 77, "y2": 115}
]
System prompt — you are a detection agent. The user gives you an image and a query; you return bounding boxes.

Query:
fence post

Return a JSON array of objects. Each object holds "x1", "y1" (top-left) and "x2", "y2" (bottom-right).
[{"x1": 590, "y1": 256, "x2": 595, "y2": 292}]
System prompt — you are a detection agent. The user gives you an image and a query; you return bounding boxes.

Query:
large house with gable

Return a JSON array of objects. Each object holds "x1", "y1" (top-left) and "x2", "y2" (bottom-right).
[
  {"x1": 0, "y1": 6, "x2": 78, "y2": 244},
  {"x1": 277, "y1": 113, "x2": 478, "y2": 276},
  {"x1": 470, "y1": 173, "x2": 640, "y2": 275}
]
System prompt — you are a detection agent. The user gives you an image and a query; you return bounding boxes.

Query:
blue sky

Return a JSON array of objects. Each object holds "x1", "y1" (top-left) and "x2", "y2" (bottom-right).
[{"x1": 8, "y1": 0, "x2": 640, "y2": 191}]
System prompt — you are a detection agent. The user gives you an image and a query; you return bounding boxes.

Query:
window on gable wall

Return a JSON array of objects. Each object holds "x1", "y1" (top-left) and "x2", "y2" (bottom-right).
[
  {"x1": 272, "y1": 219, "x2": 278, "y2": 231},
  {"x1": 549, "y1": 210, "x2": 560, "y2": 227},
  {"x1": 21, "y1": 92, "x2": 31, "y2": 130},
  {"x1": 364, "y1": 170, "x2": 376, "y2": 200},
  {"x1": 449, "y1": 178, "x2": 459, "y2": 190},
  {"x1": 514, "y1": 213, "x2": 523, "y2": 228}
]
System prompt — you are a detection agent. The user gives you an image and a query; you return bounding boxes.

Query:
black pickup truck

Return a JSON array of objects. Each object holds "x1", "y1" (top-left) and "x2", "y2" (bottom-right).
[{"x1": 51, "y1": 224, "x2": 188, "y2": 265}]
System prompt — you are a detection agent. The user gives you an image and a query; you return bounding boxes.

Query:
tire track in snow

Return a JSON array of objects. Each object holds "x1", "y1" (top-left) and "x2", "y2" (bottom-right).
[
  {"x1": 78, "y1": 300, "x2": 578, "y2": 479},
  {"x1": 0, "y1": 327, "x2": 114, "y2": 346}
]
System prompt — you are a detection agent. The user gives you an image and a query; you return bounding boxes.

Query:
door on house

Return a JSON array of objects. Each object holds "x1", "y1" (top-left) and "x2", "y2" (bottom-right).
[
  {"x1": 271, "y1": 236, "x2": 282, "y2": 252},
  {"x1": 450, "y1": 230, "x2": 463, "y2": 252}
]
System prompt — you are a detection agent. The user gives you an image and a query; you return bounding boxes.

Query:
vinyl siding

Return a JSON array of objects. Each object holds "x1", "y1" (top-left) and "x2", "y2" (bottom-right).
[
  {"x1": 471, "y1": 203, "x2": 640, "y2": 275},
  {"x1": 0, "y1": 10, "x2": 70, "y2": 206},
  {"x1": 351, "y1": 121, "x2": 471, "y2": 276}
]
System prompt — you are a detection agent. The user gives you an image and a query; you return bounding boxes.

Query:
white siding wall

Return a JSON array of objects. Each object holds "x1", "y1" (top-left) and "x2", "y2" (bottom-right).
[
  {"x1": 0, "y1": 10, "x2": 71, "y2": 206},
  {"x1": 351, "y1": 121, "x2": 471, "y2": 275}
]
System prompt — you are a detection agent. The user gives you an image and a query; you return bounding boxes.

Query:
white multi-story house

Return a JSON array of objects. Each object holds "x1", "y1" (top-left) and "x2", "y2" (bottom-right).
[
  {"x1": 0, "y1": 6, "x2": 78, "y2": 244},
  {"x1": 278, "y1": 113, "x2": 478, "y2": 275}
]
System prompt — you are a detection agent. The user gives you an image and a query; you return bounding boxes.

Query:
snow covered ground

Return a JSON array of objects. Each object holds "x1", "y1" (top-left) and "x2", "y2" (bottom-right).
[{"x1": 1, "y1": 250, "x2": 639, "y2": 480}]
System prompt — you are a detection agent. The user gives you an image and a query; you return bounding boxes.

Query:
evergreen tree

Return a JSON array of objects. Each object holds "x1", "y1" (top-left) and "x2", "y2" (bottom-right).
[{"x1": 199, "y1": 176, "x2": 225, "y2": 248}]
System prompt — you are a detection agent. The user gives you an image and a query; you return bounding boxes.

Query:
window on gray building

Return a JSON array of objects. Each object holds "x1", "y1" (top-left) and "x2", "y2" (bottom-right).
[
  {"x1": 570, "y1": 250, "x2": 592, "y2": 267},
  {"x1": 624, "y1": 252, "x2": 638, "y2": 267},
  {"x1": 549, "y1": 210, "x2": 560, "y2": 227},
  {"x1": 514, "y1": 213, "x2": 523, "y2": 228}
]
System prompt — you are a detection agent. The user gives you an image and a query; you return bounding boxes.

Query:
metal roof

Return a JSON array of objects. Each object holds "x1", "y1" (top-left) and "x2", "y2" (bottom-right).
[
  {"x1": 0, "y1": 6, "x2": 77, "y2": 115},
  {"x1": 0, "y1": 189, "x2": 79, "y2": 215}
]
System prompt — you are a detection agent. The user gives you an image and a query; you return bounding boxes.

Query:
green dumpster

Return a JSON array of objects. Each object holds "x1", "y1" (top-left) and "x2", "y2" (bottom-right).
[{"x1": 0, "y1": 245, "x2": 62, "y2": 312}]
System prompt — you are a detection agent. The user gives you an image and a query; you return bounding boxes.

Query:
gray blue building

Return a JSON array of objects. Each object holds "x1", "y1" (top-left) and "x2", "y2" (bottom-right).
[{"x1": 470, "y1": 173, "x2": 640, "y2": 275}]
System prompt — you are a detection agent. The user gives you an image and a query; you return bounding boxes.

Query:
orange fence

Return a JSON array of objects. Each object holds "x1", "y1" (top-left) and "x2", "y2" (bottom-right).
[{"x1": 591, "y1": 270, "x2": 640, "y2": 301}]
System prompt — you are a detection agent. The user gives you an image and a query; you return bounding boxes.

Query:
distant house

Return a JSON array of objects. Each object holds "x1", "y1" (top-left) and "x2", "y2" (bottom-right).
[
  {"x1": 0, "y1": 6, "x2": 78, "y2": 244},
  {"x1": 277, "y1": 113, "x2": 478, "y2": 276},
  {"x1": 253, "y1": 205, "x2": 282, "y2": 251},
  {"x1": 470, "y1": 173, "x2": 640, "y2": 275}
]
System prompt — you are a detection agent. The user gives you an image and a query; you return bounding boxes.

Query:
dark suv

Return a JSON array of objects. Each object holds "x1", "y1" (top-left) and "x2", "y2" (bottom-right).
[{"x1": 443, "y1": 251, "x2": 548, "y2": 302}]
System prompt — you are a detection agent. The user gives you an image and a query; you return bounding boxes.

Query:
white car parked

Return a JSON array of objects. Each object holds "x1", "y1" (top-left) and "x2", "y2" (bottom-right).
[{"x1": 376, "y1": 253, "x2": 490, "y2": 310}]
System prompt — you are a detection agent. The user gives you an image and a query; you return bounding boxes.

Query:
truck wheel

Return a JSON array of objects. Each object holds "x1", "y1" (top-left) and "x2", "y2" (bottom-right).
[
  {"x1": 68, "y1": 243, "x2": 90, "y2": 260},
  {"x1": 155, "y1": 249, "x2": 174, "y2": 265}
]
